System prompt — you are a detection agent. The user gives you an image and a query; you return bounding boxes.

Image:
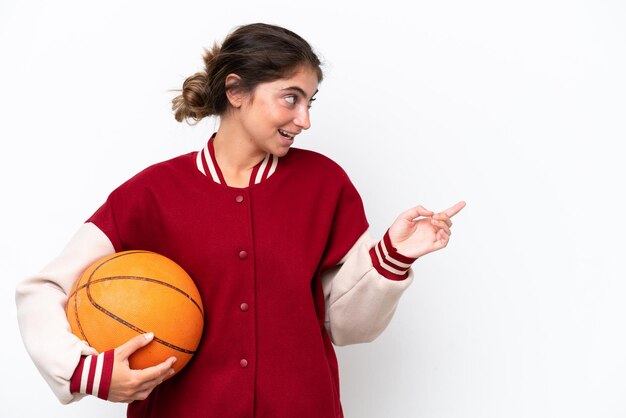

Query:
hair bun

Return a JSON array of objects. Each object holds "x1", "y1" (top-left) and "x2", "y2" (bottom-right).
[{"x1": 172, "y1": 71, "x2": 211, "y2": 124}]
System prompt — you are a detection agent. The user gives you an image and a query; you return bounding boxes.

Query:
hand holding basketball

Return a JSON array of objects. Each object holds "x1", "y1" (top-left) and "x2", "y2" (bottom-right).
[
  {"x1": 108, "y1": 333, "x2": 176, "y2": 403},
  {"x1": 65, "y1": 251, "x2": 204, "y2": 377}
]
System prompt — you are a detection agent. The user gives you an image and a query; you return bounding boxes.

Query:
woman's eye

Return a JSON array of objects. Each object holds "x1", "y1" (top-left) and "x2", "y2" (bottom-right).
[{"x1": 285, "y1": 95, "x2": 297, "y2": 105}]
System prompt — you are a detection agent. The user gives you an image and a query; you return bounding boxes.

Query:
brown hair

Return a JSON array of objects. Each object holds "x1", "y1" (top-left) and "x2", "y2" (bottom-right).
[{"x1": 172, "y1": 23, "x2": 323, "y2": 124}]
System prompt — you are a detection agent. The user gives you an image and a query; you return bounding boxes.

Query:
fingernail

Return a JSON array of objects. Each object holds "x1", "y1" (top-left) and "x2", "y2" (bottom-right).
[
  {"x1": 144, "y1": 332, "x2": 154, "y2": 340},
  {"x1": 171, "y1": 357, "x2": 178, "y2": 364}
]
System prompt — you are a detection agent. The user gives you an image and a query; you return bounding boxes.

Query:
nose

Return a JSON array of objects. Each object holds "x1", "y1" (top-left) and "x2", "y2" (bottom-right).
[{"x1": 294, "y1": 108, "x2": 311, "y2": 130}]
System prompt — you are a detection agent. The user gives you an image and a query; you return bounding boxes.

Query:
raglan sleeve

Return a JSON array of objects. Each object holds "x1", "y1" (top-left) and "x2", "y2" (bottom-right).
[
  {"x1": 15, "y1": 176, "x2": 152, "y2": 404},
  {"x1": 320, "y1": 173, "x2": 417, "y2": 346},
  {"x1": 15, "y1": 222, "x2": 116, "y2": 404}
]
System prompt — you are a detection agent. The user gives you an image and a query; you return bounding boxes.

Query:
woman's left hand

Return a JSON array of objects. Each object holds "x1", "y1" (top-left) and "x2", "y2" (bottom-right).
[{"x1": 389, "y1": 201, "x2": 466, "y2": 259}]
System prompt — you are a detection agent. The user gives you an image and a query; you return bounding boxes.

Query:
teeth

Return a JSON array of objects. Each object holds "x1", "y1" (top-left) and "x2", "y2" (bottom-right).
[{"x1": 279, "y1": 129, "x2": 294, "y2": 138}]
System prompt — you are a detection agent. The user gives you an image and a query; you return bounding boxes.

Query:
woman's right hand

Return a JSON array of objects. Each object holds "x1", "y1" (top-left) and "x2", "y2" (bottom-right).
[{"x1": 108, "y1": 333, "x2": 177, "y2": 403}]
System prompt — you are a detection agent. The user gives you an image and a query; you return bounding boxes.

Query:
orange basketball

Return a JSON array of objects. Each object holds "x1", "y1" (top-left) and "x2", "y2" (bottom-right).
[{"x1": 65, "y1": 251, "x2": 204, "y2": 376}]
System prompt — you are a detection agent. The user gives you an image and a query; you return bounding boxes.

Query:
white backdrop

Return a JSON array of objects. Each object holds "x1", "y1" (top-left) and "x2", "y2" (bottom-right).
[{"x1": 2, "y1": 1, "x2": 625, "y2": 417}]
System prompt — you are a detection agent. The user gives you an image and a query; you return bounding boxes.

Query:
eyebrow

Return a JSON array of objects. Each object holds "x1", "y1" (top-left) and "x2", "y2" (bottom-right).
[{"x1": 281, "y1": 87, "x2": 319, "y2": 100}]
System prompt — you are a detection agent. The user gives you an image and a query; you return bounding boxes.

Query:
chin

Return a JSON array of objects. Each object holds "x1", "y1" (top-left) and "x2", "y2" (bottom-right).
[{"x1": 274, "y1": 147, "x2": 291, "y2": 158}]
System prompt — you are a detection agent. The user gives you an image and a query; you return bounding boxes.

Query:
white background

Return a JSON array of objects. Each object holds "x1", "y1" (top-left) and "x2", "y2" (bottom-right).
[{"x1": 2, "y1": 0, "x2": 625, "y2": 417}]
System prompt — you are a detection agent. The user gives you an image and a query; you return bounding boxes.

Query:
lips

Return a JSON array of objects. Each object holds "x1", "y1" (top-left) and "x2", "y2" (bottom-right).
[{"x1": 278, "y1": 129, "x2": 296, "y2": 139}]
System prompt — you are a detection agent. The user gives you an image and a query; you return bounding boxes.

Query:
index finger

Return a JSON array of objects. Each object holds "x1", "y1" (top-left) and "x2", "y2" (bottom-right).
[
  {"x1": 442, "y1": 201, "x2": 466, "y2": 218},
  {"x1": 133, "y1": 357, "x2": 177, "y2": 382}
]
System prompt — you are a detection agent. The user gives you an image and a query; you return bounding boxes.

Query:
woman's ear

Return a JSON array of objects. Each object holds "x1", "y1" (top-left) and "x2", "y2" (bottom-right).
[{"x1": 225, "y1": 73, "x2": 244, "y2": 108}]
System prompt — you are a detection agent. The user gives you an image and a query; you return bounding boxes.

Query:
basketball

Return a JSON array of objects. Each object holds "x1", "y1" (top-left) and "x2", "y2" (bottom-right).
[{"x1": 65, "y1": 250, "x2": 204, "y2": 377}]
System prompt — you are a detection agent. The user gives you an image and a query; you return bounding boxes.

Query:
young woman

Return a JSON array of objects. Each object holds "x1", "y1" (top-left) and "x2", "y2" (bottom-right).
[{"x1": 16, "y1": 23, "x2": 465, "y2": 417}]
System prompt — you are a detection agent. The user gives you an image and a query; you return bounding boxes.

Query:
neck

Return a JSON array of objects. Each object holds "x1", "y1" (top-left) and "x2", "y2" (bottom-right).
[{"x1": 213, "y1": 118, "x2": 266, "y2": 175}]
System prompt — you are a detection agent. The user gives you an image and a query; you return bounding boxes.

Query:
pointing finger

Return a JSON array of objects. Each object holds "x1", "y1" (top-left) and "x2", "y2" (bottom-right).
[{"x1": 443, "y1": 201, "x2": 466, "y2": 218}]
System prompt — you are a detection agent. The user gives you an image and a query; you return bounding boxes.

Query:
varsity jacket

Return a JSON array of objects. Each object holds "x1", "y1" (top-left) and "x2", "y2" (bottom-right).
[{"x1": 16, "y1": 135, "x2": 416, "y2": 417}]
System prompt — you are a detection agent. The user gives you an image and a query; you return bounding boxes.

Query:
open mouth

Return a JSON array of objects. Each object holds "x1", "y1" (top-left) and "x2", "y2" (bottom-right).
[{"x1": 278, "y1": 129, "x2": 295, "y2": 139}]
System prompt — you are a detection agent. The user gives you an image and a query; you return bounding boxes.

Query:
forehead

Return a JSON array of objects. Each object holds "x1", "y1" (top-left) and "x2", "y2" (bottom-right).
[{"x1": 260, "y1": 66, "x2": 319, "y2": 98}]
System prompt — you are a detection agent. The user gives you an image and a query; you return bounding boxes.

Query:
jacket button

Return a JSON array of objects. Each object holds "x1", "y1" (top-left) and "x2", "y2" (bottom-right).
[
  {"x1": 240, "y1": 303, "x2": 249, "y2": 312},
  {"x1": 235, "y1": 195, "x2": 244, "y2": 203},
  {"x1": 240, "y1": 359, "x2": 248, "y2": 368},
  {"x1": 239, "y1": 250, "x2": 248, "y2": 259}
]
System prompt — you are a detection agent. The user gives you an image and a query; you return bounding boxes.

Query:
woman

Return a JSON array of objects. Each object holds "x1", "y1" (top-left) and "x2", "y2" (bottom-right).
[{"x1": 16, "y1": 22, "x2": 465, "y2": 417}]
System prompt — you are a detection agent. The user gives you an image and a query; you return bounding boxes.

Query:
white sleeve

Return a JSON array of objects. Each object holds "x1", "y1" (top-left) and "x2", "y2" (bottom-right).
[
  {"x1": 15, "y1": 222, "x2": 115, "y2": 404},
  {"x1": 322, "y1": 229, "x2": 415, "y2": 346}
]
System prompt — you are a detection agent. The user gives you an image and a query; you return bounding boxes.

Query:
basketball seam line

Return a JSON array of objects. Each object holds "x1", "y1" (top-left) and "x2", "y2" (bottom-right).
[
  {"x1": 82, "y1": 252, "x2": 201, "y2": 354},
  {"x1": 69, "y1": 275, "x2": 204, "y2": 317}
]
